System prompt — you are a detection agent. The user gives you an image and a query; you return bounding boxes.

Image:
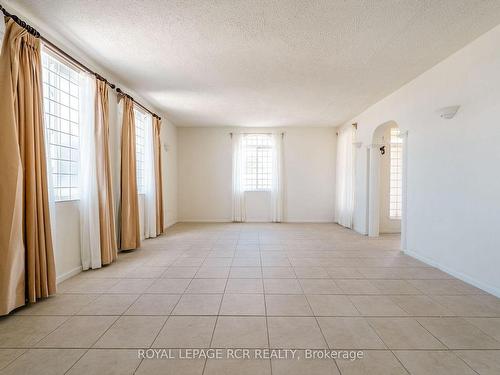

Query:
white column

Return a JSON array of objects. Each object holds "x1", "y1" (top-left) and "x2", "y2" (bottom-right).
[
  {"x1": 400, "y1": 131, "x2": 409, "y2": 250},
  {"x1": 368, "y1": 144, "x2": 382, "y2": 237}
]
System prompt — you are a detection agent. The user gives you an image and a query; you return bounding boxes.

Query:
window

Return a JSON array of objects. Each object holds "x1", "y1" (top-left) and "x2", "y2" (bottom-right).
[
  {"x1": 134, "y1": 108, "x2": 146, "y2": 194},
  {"x1": 0, "y1": 22, "x2": 4, "y2": 47},
  {"x1": 243, "y1": 134, "x2": 272, "y2": 191},
  {"x1": 42, "y1": 51, "x2": 81, "y2": 201},
  {"x1": 389, "y1": 127, "x2": 402, "y2": 218}
]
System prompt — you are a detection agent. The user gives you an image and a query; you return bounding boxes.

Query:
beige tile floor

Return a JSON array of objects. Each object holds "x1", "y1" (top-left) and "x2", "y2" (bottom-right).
[{"x1": 1, "y1": 222, "x2": 500, "y2": 374}]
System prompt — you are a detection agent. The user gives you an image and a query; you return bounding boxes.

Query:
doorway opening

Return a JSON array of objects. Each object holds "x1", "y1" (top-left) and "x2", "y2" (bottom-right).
[{"x1": 368, "y1": 121, "x2": 407, "y2": 249}]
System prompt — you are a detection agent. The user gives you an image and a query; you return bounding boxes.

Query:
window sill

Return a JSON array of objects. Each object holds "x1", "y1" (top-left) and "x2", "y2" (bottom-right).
[
  {"x1": 244, "y1": 190, "x2": 271, "y2": 193},
  {"x1": 55, "y1": 199, "x2": 80, "y2": 204}
]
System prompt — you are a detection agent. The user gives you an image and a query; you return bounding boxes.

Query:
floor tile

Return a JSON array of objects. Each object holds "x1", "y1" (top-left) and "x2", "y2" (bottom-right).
[
  {"x1": 195, "y1": 266, "x2": 230, "y2": 278},
  {"x1": 294, "y1": 267, "x2": 329, "y2": 278},
  {"x1": 147, "y1": 279, "x2": 191, "y2": 293},
  {"x1": 204, "y1": 358, "x2": 271, "y2": 375},
  {"x1": 225, "y1": 278, "x2": 263, "y2": 293},
  {"x1": 318, "y1": 317, "x2": 386, "y2": 349},
  {"x1": 14, "y1": 294, "x2": 97, "y2": 316},
  {"x1": 389, "y1": 295, "x2": 455, "y2": 316},
  {"x1": 326, "y1": 267, "x2": 364, "y2": 279},
  {"x1": 268, "y1": 317, "x2": 327, "y2": 349},
  {"x1": 432, "y1": 295, "x2": 500, "y2": 316},
  {"x1": 307, "y1": 295, "x2": 359, "y2": 316},
  {"x1": 266, "y1": 295, "x2": 312, "y2": 316},
  {"x1": 409, "y1": 279, "x2": 485, "y2": 295},
  {"x1": 232, "y1": 257, "x2": 261, "y2": 267},
  {"x1": 271, "y1": 352, "x2": 340, "y2": 375},
  {"x1": 58, "y1": 278, "x2": 119, "y2": 293},
  {"x1": 108, "y1": 279, "x2": 155, "y2": 294},
  {"x1": 394, "y1": 350, "x2": 476, "y2": 375},
  {"x1": 417, "y1": 317, "x2": 500, "y2": 349},
  {"x1": 124, "y1": 294, "x2": 180, "y2": 315},
  {"x1": 335, "y1": 279, "x2": 380, "y2": 294},
  {"x1": 185, "y1": 279, "x2": 227, "y2": 293},
  {"x1": 124, "y1": 266, "x2": 167, "y2": 278},
  {"x1": 229, "y1": 267, "x2": 262, "y2": 278},
  {"x1": 152, "y1": 316, "x2": 216, "y2": 348},
  {"x1": 370, "y1": 280, "x2": 421, "y2": 294},
  {"x1": 299, "y1": 279, "x2": 340, "y2": 294},
  {"x1": 0, "y1": 316, "x2": 68, "y2": 347},
  {"x1": 36, "y1": 315, "x2": 117, "y2": 348},
  {"x1": 335, "y1": 350, "x2": 408, "y2": 375},
  {"x1": 349, "y1": 296, "x2": 408, "y2": 316},
  {"x1": 0, "y1": 349, "x2": 26, "y2": 370},
  {"x1": 465, "y1": 318, "x2": 500, "y2": 341},
  {"x1": 454, "y1": 350, "x2": 500, "y2": 375},
  {"x1": 262, "y1": 267, "x2": 296, "y2": 278},
  {"x1": 67, "y1": 349, "x2": 141, "y2": 375},
  {"x1": 0, "y1": 349, "x2": 85, "y2": 375},
  {"x1": 211, "y1": 316, "x2": 268, "y2": 348},
  {"x1": 367, "y1": 317, "x2": 445, "y2": 349},
  {"x1": 162, "y1": 266, "x2": 199, "y2": 278},
  {"x1": 264, "y1": 279, "x2": 303, "y2": 294},
  {"x1": 220, "y1": 294, "x2": 266, "y2": 315},
  {"x1": 135, "y1": 357, "x2": 205, "y2": 375},
  {"x1": 203, "y1": 257, "x2": 233, "y2": 267},
  {"x1": 172, "y1": 294, "x2": 223, "y2": 315},
  {"x1": 173, "y1": 258, "x2": 205, "y2": 267},
  {"x1": 94, "y1": 316, "x2": 167, "y2": 348}
]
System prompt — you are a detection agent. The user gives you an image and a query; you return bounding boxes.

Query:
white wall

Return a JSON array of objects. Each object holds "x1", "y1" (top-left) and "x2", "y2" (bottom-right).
[
  {"x1": 342, "y1": 24, "x2": 500, "y2": 296},
  {"x1": 53, "y1": 201, "x2": 82, "y2": 283},
  {"x1": 178, "y1": 127, "x2": 336, "y2": 222},
  {"x1": 161, "y1": 120, "x2": 178, "y2": 227}
]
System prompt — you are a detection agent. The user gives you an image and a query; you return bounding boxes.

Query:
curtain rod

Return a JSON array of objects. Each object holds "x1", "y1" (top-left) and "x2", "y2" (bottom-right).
[{"x1": 0, "y1": 3, "x2": 161, "y2": 121}]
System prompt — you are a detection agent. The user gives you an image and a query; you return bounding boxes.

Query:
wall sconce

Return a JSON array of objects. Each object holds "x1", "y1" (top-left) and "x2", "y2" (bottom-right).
[
  {"x1": 437, "y1": 105, "x2": 460, "y2": 119},
  {"x1": 379, "y1": 145, "x2": 386, "y2": 155}
]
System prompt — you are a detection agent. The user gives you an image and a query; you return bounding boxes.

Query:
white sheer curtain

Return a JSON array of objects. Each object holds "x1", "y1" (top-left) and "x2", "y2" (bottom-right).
[
  {"x1": 143, "y1": 113, "x2": 157, "y2": 239},
  {"x1": 232, "y1": 132, "x2": 246, "y2": 222},
  {"x1": 335, "y1": 125, "x2": 356, "y2": 228},
  {"x1": 271, "y1": 132, "x2": 284, "y2": 222},
  {"x1": 79, "y1": 72, "x2": 102, "y2": 270}
]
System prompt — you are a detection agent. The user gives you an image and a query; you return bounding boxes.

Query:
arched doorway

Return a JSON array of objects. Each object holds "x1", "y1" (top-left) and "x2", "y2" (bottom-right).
[{"x1": 367, "y1": 121, "x2": 407, "y2": 250}]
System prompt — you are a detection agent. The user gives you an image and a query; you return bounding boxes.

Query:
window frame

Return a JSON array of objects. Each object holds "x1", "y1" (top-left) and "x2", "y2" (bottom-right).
[
  {"x1": 389, "y1": 127, "x2": 402, "y2": 219},
  {"x1": 133, "y1": 106, "x2": 147, "y2": 195},
  {"x1": 242, "y1": 133, "x2": 273, "y2": 192},
  {"x1": 41, "y1": 48, "x2": 82, "y2": 202}
]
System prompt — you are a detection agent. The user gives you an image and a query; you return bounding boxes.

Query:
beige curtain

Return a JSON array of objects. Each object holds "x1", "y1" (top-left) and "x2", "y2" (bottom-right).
[
  {"x1": 95, "y1": 79, "x2": 118, "y2": 263},
  {"x1": 0, "y1": 19, "x2": 56, "y2": 315},
  {"x1": 153, "y1": 117, "x2": 164, "y2": 235},
  {"x1": 119, "y1": 96, "x2": 140, "y2": 250}
]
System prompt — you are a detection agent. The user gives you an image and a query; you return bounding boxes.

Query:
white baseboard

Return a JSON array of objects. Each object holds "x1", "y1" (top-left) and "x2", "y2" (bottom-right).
[
  {"x1": 56, "y1": 266, "x2": 82, "y2": 284},
  {"x1": 404, "y1": 249, "x2": 500, "y2": 298},
  {"x1": 177, "y1": 219, "x2": 232, "y2": 223},
  {"x1": 164, "y1": 220, "x2": 178, "y2": 229},
  {"x1": 177, "y1": 219, "x2": 335, "y2": 223}
]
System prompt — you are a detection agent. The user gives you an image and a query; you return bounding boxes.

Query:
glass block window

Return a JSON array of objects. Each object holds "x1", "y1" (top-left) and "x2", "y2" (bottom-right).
[
  {"x1": 134, "y1": 108, "x2": 146, "y2": 194},
  {"x1": 243, "y1": 134, "x2": 272, "y2": 191},
  {"x1": 42, "y1": 51, "x2": 81, "y2": 201},
  {"x1": 389, "y1": 127, "x2": 402, "y2": 219}
]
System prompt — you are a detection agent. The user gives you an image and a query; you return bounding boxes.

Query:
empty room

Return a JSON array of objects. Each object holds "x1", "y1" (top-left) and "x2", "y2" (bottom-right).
[{"x1": 1, "y1": 1, "x2": 500, "y2": 374}]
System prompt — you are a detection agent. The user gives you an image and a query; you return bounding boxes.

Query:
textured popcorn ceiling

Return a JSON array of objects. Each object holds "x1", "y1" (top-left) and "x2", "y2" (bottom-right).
[{"x1": 8, "y1": 0, "x2": 500, "y2": 127}]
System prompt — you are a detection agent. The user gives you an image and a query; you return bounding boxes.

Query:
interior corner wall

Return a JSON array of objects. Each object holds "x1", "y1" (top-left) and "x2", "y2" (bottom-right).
[
  {"x1": 177, "y1": 127, "x2": 336, "y2": 223},
  {"x1": 161, "y1": 119, "x2": 178, "y2": 228},
  {"x1": 344, "y1": 24, "x2": 500, "y2": 296}
]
